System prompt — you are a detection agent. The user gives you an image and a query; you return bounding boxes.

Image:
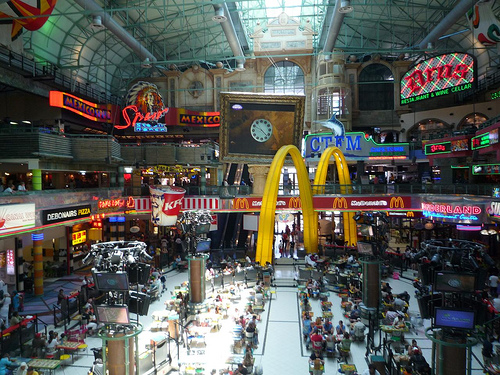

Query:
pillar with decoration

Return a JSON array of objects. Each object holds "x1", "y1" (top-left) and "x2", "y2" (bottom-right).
[
  {"x1": 32, "y1": 233, "x2": 44, "y2": 295},
  {"x1": 248, "y1": 165, "x2": 270, "y2": 196}
]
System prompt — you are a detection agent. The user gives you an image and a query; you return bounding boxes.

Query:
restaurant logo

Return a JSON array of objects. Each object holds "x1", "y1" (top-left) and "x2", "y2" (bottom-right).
[
  {"x1": 233, "y1": 198, "x2": 250, "y2": 210},
  {"x1": 117, "y1": 81, "x2": 168, "y2": 132},
  {"x1": 390, "y1": 197, "x2": 405, "y2": 209},
  {"x1": 289, "y1": 197, "x2": 302, "y2": 209},
  {"x1": 42, "y1": 205, "x2": 92, "y2": 225},
  {"x1": 332, "y1": 197, "x2": 348, "y2": 209},
  {"x1": 98, "y1": 197, "x2": 135, "y2": 211},
  {"x1": 407, "y1": 211, "x2": 414, "y2": 217},
  {"x1": 49, "y1": 91, "x2": 118, "y2": 123}
]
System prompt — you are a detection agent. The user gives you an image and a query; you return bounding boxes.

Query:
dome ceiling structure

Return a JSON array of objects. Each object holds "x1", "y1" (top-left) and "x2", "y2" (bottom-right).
[{"x1": 0, "y1": 0, "x2": 498, "y2": 100}]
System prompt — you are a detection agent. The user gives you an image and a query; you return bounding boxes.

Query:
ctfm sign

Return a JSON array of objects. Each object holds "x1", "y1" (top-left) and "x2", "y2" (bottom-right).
[{"x1": 304, "y1": 132, "x2": 409, "y2": 161}]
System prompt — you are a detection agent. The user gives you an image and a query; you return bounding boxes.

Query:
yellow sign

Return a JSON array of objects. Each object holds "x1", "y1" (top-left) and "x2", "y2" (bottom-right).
[
  {"x1": 72, "y1": 230, "x2": 87, "y2": 245},
  {"x1": 288, "y1": 197, "x2": 302, "y2": 209},
  {"x1": 407, "y1": 211, "x2": 414, "y2": 217},
  {"x1": 390, "y1": 196, "x2": 405, "y2": 209},
  {"x1": 233, "y1": 198, "x2": 250, "y2": 209},
  {"x1": 332, "y1": 197, "x2": 348, "y2": 209}
]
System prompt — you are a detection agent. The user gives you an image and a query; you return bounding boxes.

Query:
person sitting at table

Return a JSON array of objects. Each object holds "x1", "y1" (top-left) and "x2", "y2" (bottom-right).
[
  {"x1": 83, "y1": 307, "x2": 101, "y2": 335},
  {"x1": 349, "y1": 305, "x2": 361, "y2": 323},
  {"x1": 309, "y1": 350, "x2": 324, "y2": 375},
  {"x1": 45, "y1": 331, "x2": 60, "y2": 358},
  {"x1": 393, "y1": 296, "x2": 407, "y2": 313},
  {"x1": 407, "y1": 339, "x2": 421, "y2": 356},
  {"x1": 26, "y1": 367, "x2": 39, "y2": 375},
  {"x1": 385, "y1": 308, "x2": 402, "y2": 325},
  {"x1": 310, "y1": 327, "x2": 325, "y2": 352},
  {"x1": 383, "y1": 291, "x2": 394, "y2": 305},
  {"x1": 323, "y1": 318, "x2": 334, "y2": 335},
  {"x1": 303, "y1": 313, "x2": 313, "y2": 349},
  {"x1": 409, "y1": 348, "x2": 431, "y2": 375},
  {"x1": 392, "y1": 314, "x2": 406, "y2": 329},
  {"x1": 336, "y1": 320, "x2": 347, "y2": 335},
  {"x1": 305, "y1": 253, "x2": 318, "y2": 268},
  {"x1": 348, "y1": 283, "x2": 361, "y2": 299},
  {"x1": 173, "y1": 255, "x2": 182, "y2": 270},
  {"x1": 0, "y1": 353, "x2": 19, "y2": 375},
  {"x1": 16, "y1": 362, "x2": 28, "y2": 375},
  {"x1": 243, "y1": 347, "x2": 254, "y2": 371},
  {"x1": 9, "y1": 311, "x2": 22, "y2": 327},
  {"x1": 83, "y1": 297, "x2": 94, "y2": 313},
  {"x1": 233, "y1": 363, "x2": 249, "y2": 375},
  {"x1": 32, "y1": 333, "x2": 47, "y2": 358},
  {"x1": 352, "y1": 318, "x2": 366, "y2": 341},
  {"x1": 337, "y1": 331, "x2": 352, "y2": 353}
]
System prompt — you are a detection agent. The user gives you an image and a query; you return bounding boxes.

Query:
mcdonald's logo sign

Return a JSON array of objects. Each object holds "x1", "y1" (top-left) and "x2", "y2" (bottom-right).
[
  {"x1": 289, "y1": 197, "x2": 302, "y2": 209},
  {"x1": 390, "y1": 197, "x2": 405, "y2": 209},
  {"x1": 406, "y1": 211, "x2": 414, "y2": 217},
  {"x1": 332, "y1": 197, "x2": 348, "y2": 209},
  {"x1": 233, "y1": 198, "x2": 249, "y2": 209}
]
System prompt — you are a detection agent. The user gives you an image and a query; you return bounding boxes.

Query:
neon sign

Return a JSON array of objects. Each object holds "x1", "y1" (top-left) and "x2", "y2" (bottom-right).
[
  {"x1": 305, "y1": 132, "x2": 409, "y2": 161},
  {"x1": 134, "y1": 123, "x2": 167, "y2": 132},
  {"x1": 472, "y1": 129, "x2": 499, "y2": 150},
  {"x1": 72, "y1": 230, "x2": 87, "y2": 245},
  {"x1": 180, "y1": 114, "x2": 220, "y2": 125},
  {"x1": 400, "y1": 53, "x2": 474, "y2": 105},
  {"x1": 421, "y1": 202, "x2": 482, "y2": 223},
  {"x1": 425, "y1": 142, "x2": 451, "y2": 155},
  {"x1": 6, "y1": 249, "x2": 14, "y2": 275},
  {"x1": 117, "y1": 106, "x2": 169, "y2": 130},
  {"x1": 49, "y1": 91, "x2": 117, "y2": 123},
  {"x1": 98, "y1": 197, "x2": 135, "y2": 210},
  {"x1": 473, "y1": 164, "x2": 500, "y2": 175},
  {"x1": 487, "y1": 201, "x2": 500, "y2": 218}
]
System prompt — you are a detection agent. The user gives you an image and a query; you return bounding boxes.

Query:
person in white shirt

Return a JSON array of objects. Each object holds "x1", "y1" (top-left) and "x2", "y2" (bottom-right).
[
  {"x1": 305, "y1": 254, "x2": 317, "y2": 268},
  {"x1": 17, "y1": 182, "x2": 26, "y2": 191}
]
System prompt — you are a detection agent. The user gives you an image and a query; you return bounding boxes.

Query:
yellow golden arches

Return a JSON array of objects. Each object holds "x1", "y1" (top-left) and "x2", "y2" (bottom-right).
[
  {"x1": 255, "y1": 145, "x2": 317, "y2": 265},
  {"x1": 313, "y1": 147, "x2": 357, "y2": 247}
]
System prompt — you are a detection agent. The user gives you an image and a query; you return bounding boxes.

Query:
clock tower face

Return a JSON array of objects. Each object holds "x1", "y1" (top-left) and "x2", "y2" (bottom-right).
[{"x1": 250, "y1": 119, "x2": 273, "y2": 142}]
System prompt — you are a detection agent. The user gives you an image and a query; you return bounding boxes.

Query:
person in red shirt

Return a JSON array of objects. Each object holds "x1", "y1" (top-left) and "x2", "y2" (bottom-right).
[{"x1": 310, "y1": 328, "x2": 324, "y2": 352}]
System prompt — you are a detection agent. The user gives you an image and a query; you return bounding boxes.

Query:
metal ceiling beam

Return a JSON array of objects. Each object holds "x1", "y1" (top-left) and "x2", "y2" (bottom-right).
[
  {"x1": 417, "y1": 0, "x2": 477, "y2": 50},
  {"x1": 74, "y1": 0, "x2": 157, "y2": 64},
  {"x1": 213, "y1": 2, "x2": 246, "y2": 69}
]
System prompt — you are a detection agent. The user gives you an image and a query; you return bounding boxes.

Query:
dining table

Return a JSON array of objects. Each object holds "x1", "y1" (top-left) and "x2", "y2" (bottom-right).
[{"x1": 28, "y1": 358, "x2": 62, "y2": 375}]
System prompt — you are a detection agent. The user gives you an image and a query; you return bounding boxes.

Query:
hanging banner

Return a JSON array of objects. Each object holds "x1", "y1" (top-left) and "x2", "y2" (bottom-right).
[
  {"x1": 467, "y1": 1, "x2": 500, "y2": 47},
  {"x1": 0, "y1": 204, "x2": 36, "y2": 234}
]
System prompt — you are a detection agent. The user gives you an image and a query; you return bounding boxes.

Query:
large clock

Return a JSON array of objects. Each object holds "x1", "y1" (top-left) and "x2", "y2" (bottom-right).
[
  {"x1": 188, "y1": 81, "x2": 204, "y2": 98},
  {"x1": 250, "y1": 119, "x2": 273, "y2": 142}
]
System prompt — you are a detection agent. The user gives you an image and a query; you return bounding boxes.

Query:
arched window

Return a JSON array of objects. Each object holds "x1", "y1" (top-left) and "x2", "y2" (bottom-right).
[
  {"x1": 358, "y1": 64, "x2": 394, "y2": 110},
  {"x1": 457, "y1": 113, "x2": 488, "y2": 131},
  {"x1": 408, "y1": 118, "x2": 450, "y2": 144},
  {"x1": 264, "y1": 61, "x2": 305, "y2": 94}
]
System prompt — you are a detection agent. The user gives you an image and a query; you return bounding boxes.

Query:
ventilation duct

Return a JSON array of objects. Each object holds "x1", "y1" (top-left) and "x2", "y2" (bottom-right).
[
  {"x1": 212, "y1": 7, "x2": 227, "y2": 23},
  {"x1": 213, "y1": 3, "x2": 245, "y2": 70},
  {"x1": 90, "y1": 15, "x2": 105, "y2": 30}
]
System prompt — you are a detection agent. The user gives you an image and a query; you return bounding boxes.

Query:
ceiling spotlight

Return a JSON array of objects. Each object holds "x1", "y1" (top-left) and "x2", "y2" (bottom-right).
[
  {"x1": 235, "y1": 62, "x2": 246, "y2": 72},
  {"x1": 141, "y1": 58, "x2": 152, "y2": 68},
  {"x1": 212, "y1": 7, "x2": 227, "y2": 23},
  {"x1": 90, "y1": 15, "x2": 105, "y2": 30},
  {"x1": 339, "y1": 0, "x2": 354, "y2": 13}
]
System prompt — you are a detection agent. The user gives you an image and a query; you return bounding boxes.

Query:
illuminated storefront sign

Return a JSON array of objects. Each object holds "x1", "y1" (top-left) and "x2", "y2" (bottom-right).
[
  {"x1": 473, "y1": 164, "x2": 500, "y2": 175},
  {"x1": 0, "y1": 204, "x2": 36, "y2": 234},
  {"x1": 425, "y1": 142, "x2": 451, "y2": 155},
  {"x1": 42, "y1": 205, "x2": 91, "y2": 225},
  {"x1": 451, "y1": 139, "x2": 469, "y2": 152},
  {"x1": 487, "y1": 201, "x2": 500, "y2": 220},
  {"x1": 305, "y1": 132, "x2": 409, "y2": 161},
  {"x1": 472, "y1": 129, "x2": 499, "y2": 149},
  {"x1": 6, "y1": 249, "x2": 14, "y2": 275},
  {"x1": 231, "y1": 196, "x2": 412, "y2": 211},
  {"x1": 49, "y1": 91, "x2": 118, "y2": 123},
  {"x1": 72, "y1": 230, "x2": 87, "y2": 245},
  {"x1": 98, "y1": 197, "x2": 135, "y2": 213},
  {"x1": 400, "y1": 53, "x2": 475, "y2": 105},
  {"x1": 421, "y1": 202, "x2": 483, "y2": 223}
]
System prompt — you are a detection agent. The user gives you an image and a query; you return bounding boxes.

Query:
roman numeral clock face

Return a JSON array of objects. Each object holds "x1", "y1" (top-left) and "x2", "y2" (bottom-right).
[{"x1": 250, "y1": 119, "x2": 273, "y2": 142}]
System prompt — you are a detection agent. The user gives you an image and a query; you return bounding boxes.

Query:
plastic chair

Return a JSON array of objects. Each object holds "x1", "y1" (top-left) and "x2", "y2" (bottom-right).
[{"x1": 338, "y1": 348, "x2": 350, "y2": 363}]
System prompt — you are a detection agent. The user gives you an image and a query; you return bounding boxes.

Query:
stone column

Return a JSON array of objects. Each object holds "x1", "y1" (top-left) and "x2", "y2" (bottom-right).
[{"x1": 248, "y1": 165, "x2": 270, "y2": 196}]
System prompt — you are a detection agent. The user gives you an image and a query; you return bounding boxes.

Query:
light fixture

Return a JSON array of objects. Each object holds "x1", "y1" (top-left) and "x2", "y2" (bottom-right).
[
  {"x1": 90, "y1": 15, "x2": 105, "y2": 30},
  {"x1": 10, "y1": 121, "x2": 18, "y2": 125},
  {"x1": 212, "y1": 7, "x2": 227, "y2": 23},
  {"x1": 22, "y1": 120, "x2": 31, "y2": 124},
  {"x1": 339, "y1": 0, "x2": 354, "y2": 13},
  {"x1": 141, "y1": 58, "x2": 152, "y2": 68},
  {"x1": 235, "y1": 62, "x2": 246, "y2": 72}
]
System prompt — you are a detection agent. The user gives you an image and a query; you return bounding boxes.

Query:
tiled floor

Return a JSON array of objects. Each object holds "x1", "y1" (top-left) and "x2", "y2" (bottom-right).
[{"x1": 19, "y1": 263, "x2": 488, "y2": 375}]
